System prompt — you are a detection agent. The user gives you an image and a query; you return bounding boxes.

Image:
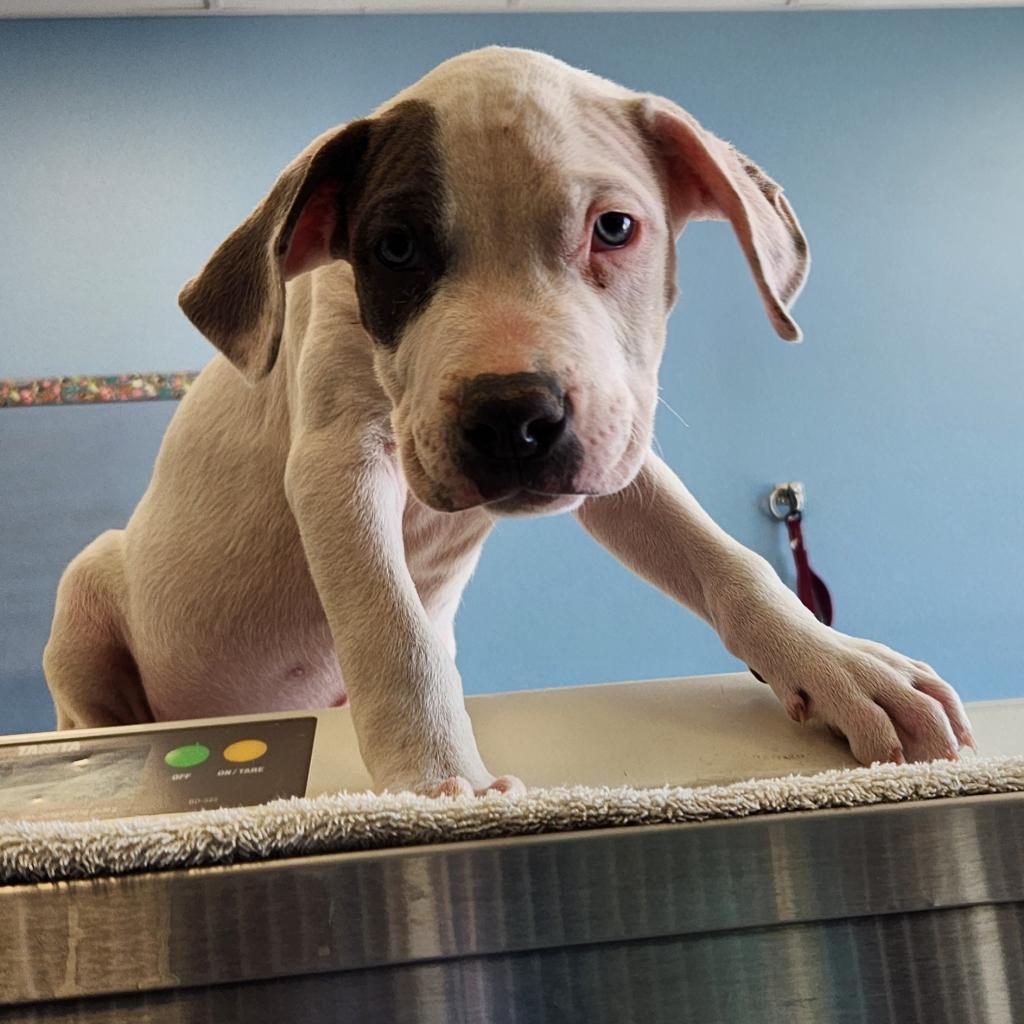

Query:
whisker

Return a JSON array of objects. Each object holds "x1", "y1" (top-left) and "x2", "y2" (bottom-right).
[{"x1": 658, "y1": 395, "x2": 690, "y2": 430}]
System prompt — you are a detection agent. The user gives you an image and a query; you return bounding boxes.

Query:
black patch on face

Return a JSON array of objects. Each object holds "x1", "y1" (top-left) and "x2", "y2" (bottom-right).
[{"x1": 345, "y1": 100, "x2": 448, "y2": 349}]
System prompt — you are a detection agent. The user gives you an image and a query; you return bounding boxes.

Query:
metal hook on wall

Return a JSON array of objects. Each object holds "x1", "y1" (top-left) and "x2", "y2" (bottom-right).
[
  {"x1": 768, "y1": 481, "x2": 805, "y2": 522},
  {"x1": 765, "y1": 480, "x2": 833, "y2": 627}
]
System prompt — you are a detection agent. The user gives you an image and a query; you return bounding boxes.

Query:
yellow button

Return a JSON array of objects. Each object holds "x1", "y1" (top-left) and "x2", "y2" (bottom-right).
[{"x1": 223, "y1": 739, "x2": 268, "y2": 764}]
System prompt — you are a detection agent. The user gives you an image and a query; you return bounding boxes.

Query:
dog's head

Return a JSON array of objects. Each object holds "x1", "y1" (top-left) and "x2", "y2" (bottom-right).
[{"x1": 180, "y1": 48, "x2": 808, "y2": 516}]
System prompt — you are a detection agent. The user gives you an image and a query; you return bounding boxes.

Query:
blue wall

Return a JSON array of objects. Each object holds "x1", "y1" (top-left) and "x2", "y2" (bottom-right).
[{"x1": 1, "y1": 10, "x2": 1022, "y2": 734}]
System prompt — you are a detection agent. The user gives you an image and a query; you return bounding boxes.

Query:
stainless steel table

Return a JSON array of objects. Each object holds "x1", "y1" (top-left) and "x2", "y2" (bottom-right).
[{"x1": 4, "y1": 790, "x2": 1023, "y2": 1023}]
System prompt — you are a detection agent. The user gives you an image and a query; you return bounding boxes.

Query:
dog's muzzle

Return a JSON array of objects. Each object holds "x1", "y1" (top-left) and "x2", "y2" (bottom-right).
[{"x1": 455, "y1": 373, "x2": 581, "y2": 502}]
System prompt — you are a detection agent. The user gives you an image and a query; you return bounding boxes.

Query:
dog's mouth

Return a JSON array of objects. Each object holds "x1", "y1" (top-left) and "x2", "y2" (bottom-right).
[
  {"x1": 428, "y1": 478, "x2": 586, "y2": 516},
  {"x1": 448, "y1": 430, "x2": 590, "y2": 513},
  {"x1": 415, "y1": 429, "x2": 641, "y2": 517},
  {"x1": 483, "y1": 489, "x2": 587, "y2": 517}
]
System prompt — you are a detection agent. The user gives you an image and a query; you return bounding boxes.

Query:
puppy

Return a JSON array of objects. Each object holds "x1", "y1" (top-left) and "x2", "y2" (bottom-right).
[{"x1": 45, "y1": 47, "x2": 972, "y2": 796}]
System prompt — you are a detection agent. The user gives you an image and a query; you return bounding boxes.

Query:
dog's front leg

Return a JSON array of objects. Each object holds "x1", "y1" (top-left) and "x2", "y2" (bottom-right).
[
  {"x1": 576, "y1": 451, "x2": 974, "y2": 765},
  {"x1": 286, "y1": 428, "x2": 516, "y2": 796}
]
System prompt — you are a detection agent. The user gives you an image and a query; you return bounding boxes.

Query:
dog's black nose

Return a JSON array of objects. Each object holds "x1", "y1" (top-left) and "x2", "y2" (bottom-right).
[
  {"x1": 460, "y1": 375, "x2": 567, "y2": 462},
  {"x1": 462, "y1": 394, "x2": 566, "y2": 461},
  {"x1": 457, "y1": 374, "x2": 576, "y2": 499}
]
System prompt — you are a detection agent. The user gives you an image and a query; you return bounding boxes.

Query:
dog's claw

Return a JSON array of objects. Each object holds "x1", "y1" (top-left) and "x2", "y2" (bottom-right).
[
  {"x1": 483, "y1": 774, "x2": 526, "y2": 796},
  {"x1": 419, "y1": 774, "x2": 525, "y2": 799},
  {"x1": 785, "y1": 690, "x2": 810, "y2": 724},
  {"x1": 423, "y1": 777, "x2": 475, "y2": 798}
]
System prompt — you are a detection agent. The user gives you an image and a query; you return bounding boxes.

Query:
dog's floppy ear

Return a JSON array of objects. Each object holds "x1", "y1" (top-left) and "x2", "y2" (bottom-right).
[
  {"x1": 178, "y1": 120, "x2": 371, "y2": 381},
  {"x1": 638, "y1": 98, "x2": 809, "y2": 342}
]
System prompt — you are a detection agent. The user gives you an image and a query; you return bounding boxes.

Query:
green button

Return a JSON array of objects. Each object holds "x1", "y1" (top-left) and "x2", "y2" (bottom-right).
[{"x1": 164, "y1": 743, "x2": 210, "y2": 769}]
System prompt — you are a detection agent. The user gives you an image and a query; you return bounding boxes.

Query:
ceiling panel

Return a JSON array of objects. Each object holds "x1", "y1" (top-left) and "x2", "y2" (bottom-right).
[
  {"x1": 216, "y1": 0, "x2": 505, "y2": 9},
  {"x1": 2, "y1": 0, "x2": 205, "y2": 13},
  {"x1": 2, "y1": 0, "x2": 1021, "y2": 17}
]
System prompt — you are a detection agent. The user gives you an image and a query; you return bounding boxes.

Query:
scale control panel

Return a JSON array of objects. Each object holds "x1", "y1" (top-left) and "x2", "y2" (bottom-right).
[{"x1": 0, "y1": 717, "x2": 317, "y2": 822}]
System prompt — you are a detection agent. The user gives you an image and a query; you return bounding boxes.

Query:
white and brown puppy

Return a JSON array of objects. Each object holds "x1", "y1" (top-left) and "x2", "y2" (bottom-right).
[{"x1": 44, "y1": 47, "x2": 973, "y2": 796}]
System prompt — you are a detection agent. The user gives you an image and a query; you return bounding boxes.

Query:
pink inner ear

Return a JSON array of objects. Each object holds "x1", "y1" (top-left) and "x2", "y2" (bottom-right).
[
  {"x1": 652, "y1": 105, "x2": 807, "y2": 342},
  {"x1": 653, "y1": 109, "x2": 728, "y2": 227},
  {"x1": 282, "y1": 180, "x2": 339, "y2": 280}
]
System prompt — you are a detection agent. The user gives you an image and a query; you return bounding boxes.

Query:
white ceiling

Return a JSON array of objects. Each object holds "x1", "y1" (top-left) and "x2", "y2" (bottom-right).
[{"x1": 2, "y1": 0, "x2": 1021, "y2": 16}]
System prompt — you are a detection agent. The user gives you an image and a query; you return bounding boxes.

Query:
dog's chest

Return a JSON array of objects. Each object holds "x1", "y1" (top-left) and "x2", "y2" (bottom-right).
[{"x1": 401, "y1": 498, "x2": 492, "y2": 616}]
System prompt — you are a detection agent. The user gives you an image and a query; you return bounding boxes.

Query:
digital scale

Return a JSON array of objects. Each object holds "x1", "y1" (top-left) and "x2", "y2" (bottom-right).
[
  {"x1": 0, "y1": 716, "x2": 318, "y2": 821},
  {"x1": 2, "y1": 672, "x2": 1022, "y2": 822}
]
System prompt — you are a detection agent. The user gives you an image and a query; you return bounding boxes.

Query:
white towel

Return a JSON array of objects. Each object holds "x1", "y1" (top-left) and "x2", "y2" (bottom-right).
[{"x1": 3, "y1": 755, "x2": 1023, "y2": 886}]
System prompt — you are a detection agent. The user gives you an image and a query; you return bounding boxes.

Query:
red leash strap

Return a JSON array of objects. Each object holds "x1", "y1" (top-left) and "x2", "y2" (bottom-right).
[
  {"x1": 785, "y1": 510, "x2": 833, "y2": 627},
  {"x1": 751, "y1": 484, "x2": 834, "y2": 683}
]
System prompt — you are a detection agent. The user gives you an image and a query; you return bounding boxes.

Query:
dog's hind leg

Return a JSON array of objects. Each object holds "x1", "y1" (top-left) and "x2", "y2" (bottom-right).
[{"x1": 43, "y1": 530, "x2": 153, "y2": 730}]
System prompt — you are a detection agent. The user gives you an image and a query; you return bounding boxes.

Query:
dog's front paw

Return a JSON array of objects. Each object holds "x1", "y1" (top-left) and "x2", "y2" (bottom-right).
[
  {"x1": 416, "y1": 775, "x2": 526, "y2": 798},
  {"x1": 753, "y1": 633, "x2": 975, "y2": 766}
]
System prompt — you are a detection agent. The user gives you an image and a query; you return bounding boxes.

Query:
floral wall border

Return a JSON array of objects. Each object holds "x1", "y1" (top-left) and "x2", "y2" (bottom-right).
[{"x1": 0, "y1": 372, "x2": 199, "y2": 408}]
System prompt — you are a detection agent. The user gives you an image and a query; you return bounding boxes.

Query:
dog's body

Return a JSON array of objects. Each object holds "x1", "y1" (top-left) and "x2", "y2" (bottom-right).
[{"x1": 45, "y1": 48, "x2": 972, "y2": 795}]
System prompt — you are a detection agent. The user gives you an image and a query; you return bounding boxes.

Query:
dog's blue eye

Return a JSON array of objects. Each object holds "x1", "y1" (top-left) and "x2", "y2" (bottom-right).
[
  {"x1": 377, "y1": 227, "x2": 417, "y2": 269},
  {"x1": 593, "y1": 212, "x2": 635, "y2": 248}
]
